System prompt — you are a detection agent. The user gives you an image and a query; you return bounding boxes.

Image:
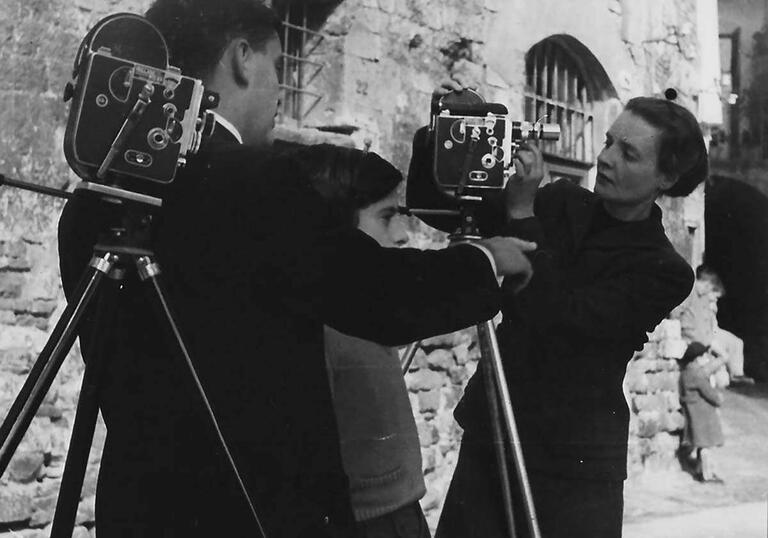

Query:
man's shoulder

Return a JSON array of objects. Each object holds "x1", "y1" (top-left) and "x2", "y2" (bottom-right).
[
  {"x1": 171, "y1": 143, "x2": 338, "y2": 236},
  {"x1": 181, "y1": 143, "x2": 314, "y2": 199},
  {"x1": 199, "y1": 143, "x2": 300, "y2": 178}
]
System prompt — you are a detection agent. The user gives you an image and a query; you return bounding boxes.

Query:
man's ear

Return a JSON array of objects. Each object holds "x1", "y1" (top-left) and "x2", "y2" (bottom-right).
[{"x1": 227, "y1": 37, "x2": 253, "y2": 87}]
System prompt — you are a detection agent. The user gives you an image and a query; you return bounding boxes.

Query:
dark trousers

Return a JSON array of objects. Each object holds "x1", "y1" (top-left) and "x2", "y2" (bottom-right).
[
  {"x1": 436, "y1": 439, "x2": 624, "y2": 538},
  {"x1": 355, "y1": 501, "x2": 431, "y2": 538}
]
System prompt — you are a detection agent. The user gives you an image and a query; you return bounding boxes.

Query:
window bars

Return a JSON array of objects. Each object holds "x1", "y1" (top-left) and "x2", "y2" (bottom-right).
[
  {"x1": 279, "y1": 3, "x2": 326, "y2": 126},
  {"x1": 524, "y1": 40, "x2": 595, "y2": 164}
]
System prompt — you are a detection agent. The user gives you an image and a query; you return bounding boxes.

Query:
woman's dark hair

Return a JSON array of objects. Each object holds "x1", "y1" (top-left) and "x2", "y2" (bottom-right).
[
  {"x1": 145, "y1": 0, "x2": 280, "y2": 79},
  {"x1": 295, "y1": 144, "x2": 403, "y2": 227},
  {"x1": 624, "y1": 96, "x2": 709, "y2": 197}
]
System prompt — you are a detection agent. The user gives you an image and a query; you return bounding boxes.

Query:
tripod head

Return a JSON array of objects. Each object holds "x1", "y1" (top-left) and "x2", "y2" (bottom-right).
[{"x1": 0, "y1": 173, "x2": 162, "y2": 270}]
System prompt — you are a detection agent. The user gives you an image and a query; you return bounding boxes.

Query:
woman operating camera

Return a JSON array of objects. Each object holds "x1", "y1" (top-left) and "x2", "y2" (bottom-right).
[{"x1": 435, "y1": 94, "x2": 706, "y2": 538}]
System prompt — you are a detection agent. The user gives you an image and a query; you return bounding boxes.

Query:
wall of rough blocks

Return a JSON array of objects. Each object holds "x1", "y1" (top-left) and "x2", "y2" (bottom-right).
[
  {"x1": 0, "y1": 1, "x2": 150, "y2": 535},
  {"x1": 625, "y1": 319, "x2": 689, "y2": 476},
  {"x1": 0, "y1": 0, "x2": 712, "y2": 534}
]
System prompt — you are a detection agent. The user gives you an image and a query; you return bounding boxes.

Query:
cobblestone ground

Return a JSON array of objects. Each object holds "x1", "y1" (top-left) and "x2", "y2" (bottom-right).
[{"x1": 623, "y1": 382, "x2": 768, "y2": 536}]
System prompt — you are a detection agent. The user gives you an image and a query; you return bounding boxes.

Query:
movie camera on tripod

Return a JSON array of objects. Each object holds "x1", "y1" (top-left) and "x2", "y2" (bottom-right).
[
  {"x1": 400, "y1": 90, "x2": 562, "y2": 538},
  {"x1": 0, "y1": 13, "x2": 266, "y2": 538}
]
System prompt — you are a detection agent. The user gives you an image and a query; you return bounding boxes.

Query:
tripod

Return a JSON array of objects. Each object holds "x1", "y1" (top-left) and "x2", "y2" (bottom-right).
[
  {"x1": 402, "y1": 204, "x2": 541, "y2": 538},
  {"x1": 0, "y1": 178, "x2": 266, "y2": 538}
]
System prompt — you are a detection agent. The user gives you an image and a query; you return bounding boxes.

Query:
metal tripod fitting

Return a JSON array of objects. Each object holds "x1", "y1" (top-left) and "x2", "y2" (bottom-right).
[{"x1": 136, "y1": 255, "x2": 161, "y2": 280}]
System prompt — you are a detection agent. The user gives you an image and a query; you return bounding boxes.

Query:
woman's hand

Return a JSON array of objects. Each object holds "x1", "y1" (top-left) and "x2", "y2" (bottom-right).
[
  {"x1": 430, "y1": 77, "x2": 477, "y2": 112},
  {"x1": 505, "y1": 141, "x2": 545, "y2": 220}
]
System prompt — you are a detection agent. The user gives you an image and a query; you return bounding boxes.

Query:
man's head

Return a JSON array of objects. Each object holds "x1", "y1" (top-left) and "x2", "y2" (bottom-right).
[{"x1": 146, "y1": 0, "x2": 282, "y2": 148}]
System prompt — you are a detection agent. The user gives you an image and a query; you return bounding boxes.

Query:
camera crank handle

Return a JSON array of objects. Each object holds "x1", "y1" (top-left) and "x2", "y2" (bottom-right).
[
  {"x1": 456, "y1": 126, "x2": 481, "y2": 198},
  {"x1": 97, "y1": 83, "x2": 154, "y2": 180}
]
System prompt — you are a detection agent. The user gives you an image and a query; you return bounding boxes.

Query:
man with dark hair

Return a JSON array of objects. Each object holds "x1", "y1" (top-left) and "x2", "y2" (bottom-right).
[
  {"x1": 57, "y1": 1, "x2": 536, "y2": 536},
  {"x1": 146, "y1": 0, "x2": 283, "y2": 148}
]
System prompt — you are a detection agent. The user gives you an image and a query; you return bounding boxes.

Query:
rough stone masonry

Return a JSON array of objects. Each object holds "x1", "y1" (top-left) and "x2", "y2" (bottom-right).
[{"x1": 0, "y1": 0, "x2": 709, "y2": 535}]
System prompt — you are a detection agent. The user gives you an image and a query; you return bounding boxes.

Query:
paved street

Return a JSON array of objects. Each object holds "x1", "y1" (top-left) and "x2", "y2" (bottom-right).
[
  {"x1": 624, "y1": 502, "x2": 767, "y2": 538},
  {"x1": 623, "y1": 383, "x2": 768, "y2": 538}
]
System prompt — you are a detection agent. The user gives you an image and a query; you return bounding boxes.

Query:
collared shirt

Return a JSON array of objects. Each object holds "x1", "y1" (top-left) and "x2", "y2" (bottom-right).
[{"x1": 211, "y1": 111, "x2": 243, "y2": 144}]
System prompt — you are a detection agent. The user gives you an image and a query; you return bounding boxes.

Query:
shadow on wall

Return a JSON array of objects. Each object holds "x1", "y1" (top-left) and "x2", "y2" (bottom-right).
[{"x1": 705, "y1": 176, "x2": 768, "y2": 381}]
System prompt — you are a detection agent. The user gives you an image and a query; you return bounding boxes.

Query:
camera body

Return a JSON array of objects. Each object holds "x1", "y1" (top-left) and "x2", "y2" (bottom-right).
[
  {"x1": 64, "y1": 13, "x2": 217, "y2": 186},
  {"x1": 405, "y1": 90, "x2": 560, "y2": 235},
  {"x1": 431, "y1": 91, "x2": 560, "y2": 198},
  {"x1": 432, "y1": 104, "x2": 510, "y2": 193}
]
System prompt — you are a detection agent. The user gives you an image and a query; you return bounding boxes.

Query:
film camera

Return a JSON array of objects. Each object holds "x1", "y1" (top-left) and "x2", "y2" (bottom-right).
[
  {"x1": 431, "y1": 89, "x2": 560, "y2": 197},
  {"x1": 406, "y1": 90, "x2": 560, "y2": 235},
  {"x1": 63, "y1": 13, "x2": 218, "y2": 191}
]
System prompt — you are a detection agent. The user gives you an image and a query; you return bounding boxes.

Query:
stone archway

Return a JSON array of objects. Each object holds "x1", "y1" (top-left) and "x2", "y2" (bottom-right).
[{"x1": 705, "y1": 175, "x2": 768, "y2": 380}]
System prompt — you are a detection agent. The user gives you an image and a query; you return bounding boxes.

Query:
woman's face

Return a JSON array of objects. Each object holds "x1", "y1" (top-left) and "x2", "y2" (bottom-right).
[{"x1": 595, "y1": 110, "x2": 676, "y2": 219}]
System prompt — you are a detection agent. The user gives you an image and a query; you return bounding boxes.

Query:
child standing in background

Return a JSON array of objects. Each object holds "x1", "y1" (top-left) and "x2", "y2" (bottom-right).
[{"x1": 679, "y1": 342, "x2": 726, "y2": 483}]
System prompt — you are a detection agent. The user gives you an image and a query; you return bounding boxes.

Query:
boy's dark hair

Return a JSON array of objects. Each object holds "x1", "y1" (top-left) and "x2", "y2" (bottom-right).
[
  {"x1": 295, "y1": 144, "x2": 403, "y2": 227},
  {"x1": 624, "y1": 96, "x2": 709, "y2": 197},
  {"x1": 145, "y1": 0, "x2": 280, "y2": 79}
]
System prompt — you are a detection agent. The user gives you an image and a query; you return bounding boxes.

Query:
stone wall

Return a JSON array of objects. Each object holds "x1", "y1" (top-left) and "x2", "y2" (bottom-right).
[
  {"x1": 625, "y1": 319, "x2": 688, "y2": 476},
  {"x1": 0, "y1": 0, "x2": 714, "y2": 534},
  {"x1": 403, "y1": 330, "x2": 478, "y2": 525},
  {"x1": 0, "y1": 1, "x2": 149, "y2": 535}
]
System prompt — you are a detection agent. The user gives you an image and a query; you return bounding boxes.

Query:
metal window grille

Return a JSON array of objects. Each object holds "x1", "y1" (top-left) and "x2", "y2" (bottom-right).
[
  {"x1": 524, "y1": 40, "x2": 595, "y2": 164},
  {"x1": 279, "y1": 3, "x2": 326, "y2": 126}
]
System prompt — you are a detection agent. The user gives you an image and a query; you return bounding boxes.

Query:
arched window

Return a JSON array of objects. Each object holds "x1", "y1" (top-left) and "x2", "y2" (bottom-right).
[{"x1": 524, "y1": 38, "x2": 597, "y2": 182}]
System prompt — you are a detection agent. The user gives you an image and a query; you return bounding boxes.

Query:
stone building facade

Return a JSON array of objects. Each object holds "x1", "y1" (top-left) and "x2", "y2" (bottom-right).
[
  {"x1": 0, "y1": 0, "x2": 718, "y2": 534},
  {"x1": 707, "y1": 0, "x2": 768, "y2": 381}
]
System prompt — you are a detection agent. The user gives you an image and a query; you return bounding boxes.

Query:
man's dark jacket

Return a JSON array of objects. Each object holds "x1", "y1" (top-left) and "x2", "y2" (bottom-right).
[{"x1": 57, "y1": 129, "x2": 501, "y2": 537}]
